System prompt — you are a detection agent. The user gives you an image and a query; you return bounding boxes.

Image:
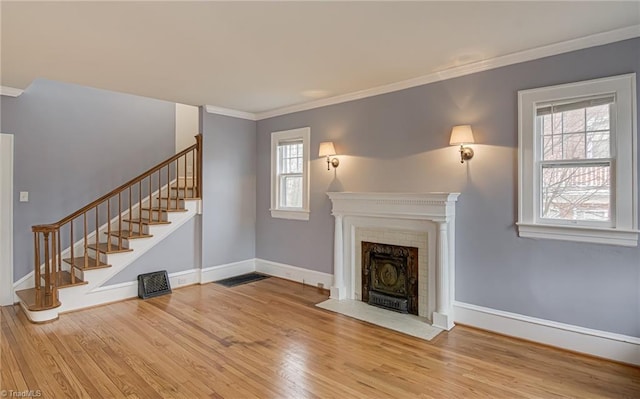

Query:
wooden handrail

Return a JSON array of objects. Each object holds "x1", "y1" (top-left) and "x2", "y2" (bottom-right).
[
  {"x1": 28, "y1": 134, "x2": 202, "y2": 312},
  {"x1": 34, "y1": 135, "x2": 202, "y2": 230}
]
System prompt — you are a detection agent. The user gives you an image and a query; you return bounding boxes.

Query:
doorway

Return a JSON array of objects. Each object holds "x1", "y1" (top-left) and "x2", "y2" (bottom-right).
[{"x1": 0, "y1": 133, "x2": 14, "y2": 305}]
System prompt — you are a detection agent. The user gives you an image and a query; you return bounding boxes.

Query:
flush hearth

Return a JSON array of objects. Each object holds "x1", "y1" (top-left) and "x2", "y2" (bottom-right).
[{"x1": 362, "y1": 241, "x2": 418, "y2": 315}]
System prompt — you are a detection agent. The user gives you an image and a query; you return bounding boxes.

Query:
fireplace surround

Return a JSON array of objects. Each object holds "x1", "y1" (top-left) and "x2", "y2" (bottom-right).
[{"x1": 327, "y1": 192, "x2": 460, "y2": 330}]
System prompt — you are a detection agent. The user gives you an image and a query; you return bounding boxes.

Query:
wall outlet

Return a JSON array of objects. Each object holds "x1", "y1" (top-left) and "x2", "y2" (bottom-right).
[
  {"x1": 19, "y1": 191, "x2": 29, "y2": 202},
  {"x1": 177, "y1": 277, "x2": 187, "y2": 285}
]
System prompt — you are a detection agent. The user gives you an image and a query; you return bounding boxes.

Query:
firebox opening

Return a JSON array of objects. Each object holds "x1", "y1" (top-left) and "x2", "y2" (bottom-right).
[{"x1": 362, "y1": 241, "x2": 418, "y2": 315}]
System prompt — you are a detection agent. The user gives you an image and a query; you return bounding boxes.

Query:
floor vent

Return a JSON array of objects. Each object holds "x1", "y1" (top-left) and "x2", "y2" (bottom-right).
[{"x1": 138, "y1": 271, "x2": 172, "y2": 299}]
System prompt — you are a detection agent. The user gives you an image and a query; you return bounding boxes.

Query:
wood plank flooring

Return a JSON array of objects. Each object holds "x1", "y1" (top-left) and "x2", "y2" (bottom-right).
[{"x1": 2, "y1": 277, "x2": 639, "y2": 398}]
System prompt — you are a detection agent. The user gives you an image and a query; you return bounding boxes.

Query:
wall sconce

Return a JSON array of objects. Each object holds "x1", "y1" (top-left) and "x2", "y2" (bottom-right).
[
  {"x1": 449, "y1": 125, "x2": 475, "y2": 163},
  {"x1": 319, "y1": 141, "x2": 340, "y2": 170}
]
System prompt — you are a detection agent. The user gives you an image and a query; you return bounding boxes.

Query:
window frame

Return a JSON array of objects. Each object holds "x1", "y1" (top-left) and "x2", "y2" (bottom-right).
[
  {"x1": 517, "y1": 74, "x2": 638, "y2": 246},
  {"x1": 270, "y1": 127, "x2": 310, "y2": 221}
]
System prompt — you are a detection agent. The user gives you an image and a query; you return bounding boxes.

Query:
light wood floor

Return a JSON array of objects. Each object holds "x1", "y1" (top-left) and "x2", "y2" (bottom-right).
[{"x1": 2, "y1": 278, "x2": 639, "y2": 398}]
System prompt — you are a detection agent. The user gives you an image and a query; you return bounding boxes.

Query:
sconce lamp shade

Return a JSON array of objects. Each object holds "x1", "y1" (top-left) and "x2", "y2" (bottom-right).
[
  {"x1": 318, "y1": 141, "x2": 337, "y2": 157},
  {"x1": 449, "y1": 125, "x2": 475, "y2": 145}
]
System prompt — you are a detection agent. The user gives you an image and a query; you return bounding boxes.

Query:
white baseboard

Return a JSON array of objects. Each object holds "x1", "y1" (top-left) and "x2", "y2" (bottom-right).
[
  {"x1": 255, "y1": 258, "x2": 333, "y2": 289},
  {"x1": 63, "y1": 268, "x2": 203, "y2": 312},
  {"x1": 199, "y1": 259, "x2": 256, "y2": 284},
  {"x1": 453, "y1": 301, "x2": 640, "y2": 366}
]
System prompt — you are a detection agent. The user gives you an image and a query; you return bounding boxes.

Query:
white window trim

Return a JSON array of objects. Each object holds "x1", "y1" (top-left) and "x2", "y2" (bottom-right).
[
  {"x1": 517, "y1": 73, "x2": 638, "y2": 247},
  {"x1": 270, "y1": 127, "x2": 310, "y2": 221}
]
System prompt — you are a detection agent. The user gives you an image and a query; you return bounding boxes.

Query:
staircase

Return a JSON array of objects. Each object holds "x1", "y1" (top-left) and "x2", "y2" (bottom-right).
[{"x1": 16, "y1": 135, "x2": 202, "y2": 322}]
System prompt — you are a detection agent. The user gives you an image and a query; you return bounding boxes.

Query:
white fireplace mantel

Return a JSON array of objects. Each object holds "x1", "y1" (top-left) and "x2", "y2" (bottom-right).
[{"x1": 327, "y1": 192, "x2": 460, "y2": 330}]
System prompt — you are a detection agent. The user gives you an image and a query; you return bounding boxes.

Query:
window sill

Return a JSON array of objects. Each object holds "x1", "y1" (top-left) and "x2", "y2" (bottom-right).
[
  {"x1": 517, "y1": 223, "x2": 639, "y2": 247},
  {"x1": 270, "y1": 209, "x2": 310, "y2": 221}
]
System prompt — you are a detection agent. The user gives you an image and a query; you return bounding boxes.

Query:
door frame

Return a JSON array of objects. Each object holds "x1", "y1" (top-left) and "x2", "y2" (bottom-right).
[{"x1": 0, "y1": 133, "x2": 14, "y2": 305}]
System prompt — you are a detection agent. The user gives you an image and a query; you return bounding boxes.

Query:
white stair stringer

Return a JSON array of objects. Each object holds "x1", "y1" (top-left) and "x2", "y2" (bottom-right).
[{"x1": 23, "y1": 199, "x2": 199, "y2": 321}]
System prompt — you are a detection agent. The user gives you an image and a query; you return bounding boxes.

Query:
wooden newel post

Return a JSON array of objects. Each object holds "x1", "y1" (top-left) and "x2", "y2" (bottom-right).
[
  {"x1": 195, "y1": 134, "x2": 203, "y2": 198},
  {"x1": 32, "y1": 224, "x2": 59, "y2": 308}
]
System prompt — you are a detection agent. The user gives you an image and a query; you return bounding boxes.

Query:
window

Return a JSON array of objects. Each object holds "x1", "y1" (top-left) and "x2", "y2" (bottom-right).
[
  {"x1": 270, "y1": 127, "x2": 310, "y2": 220},
  {"x1": 518, "y1": 74, "x2": 638, "y2": 246}
]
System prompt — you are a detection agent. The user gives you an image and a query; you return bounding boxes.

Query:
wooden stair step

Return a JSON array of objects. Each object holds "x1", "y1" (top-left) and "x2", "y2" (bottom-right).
[
  {"x1": 63, "y1": 256, "x2": 110, "y2": 270},
  {"x1": 124, "y1": 218, "x2": 171, "y2": 225},
  {"x1": 55, "y1": 271, "x2": 88, "y2": 288},
  {"x1": 164, "y1": 197, "x2": 200, "y2": 201},
  {"x1": 141, "y1": 206, "x2": 187, "y2": 213},
  {"x1": 16, "y1": 288, "x2": 61, "y2": 311},
  {"x1": 105, "y1": 230, "x2": 153, "y2": 239},
  {"x1": 88, "y1": 242, "x2": 133, "y2": 254}
]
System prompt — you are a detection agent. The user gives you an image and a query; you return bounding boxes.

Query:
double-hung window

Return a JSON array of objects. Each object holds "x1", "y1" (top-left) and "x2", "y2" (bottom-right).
[
  {"x1": 270, "y1": 127, "x2": 310, "y2": 220},
  {"x1": 518, "y1": 74, "x2": 638, "y2": 246}
]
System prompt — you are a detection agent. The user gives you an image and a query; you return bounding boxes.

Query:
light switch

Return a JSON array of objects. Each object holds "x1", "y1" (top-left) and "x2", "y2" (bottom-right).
[{"x1": 19, "y1": 191, "x2": 29, "y2": 202}]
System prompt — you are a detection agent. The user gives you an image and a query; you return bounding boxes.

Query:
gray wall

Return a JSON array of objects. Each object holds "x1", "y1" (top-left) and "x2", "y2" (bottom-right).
[
  {"x1": 1, "y1": 79, "x2": 176, "y2": 281},
  {"x1": 255, "y1": 38, "x2": 640, "y2": 337},
  {"x1": 106, "y1": 217, "x2": 200, "y2": 284},
  {"x1": 200, "y1": 111, "x2": 256, "y2": 267}
]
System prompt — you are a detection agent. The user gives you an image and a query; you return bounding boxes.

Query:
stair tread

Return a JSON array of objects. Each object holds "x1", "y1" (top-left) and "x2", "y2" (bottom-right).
[
  {"x1": 105, "y1": 230, "x2": 153, "y2": 239},
  {"x1": 124, "y1": 218, "x2": 171, "y2": 225},
  {"x1": 55, "y1": 271, "x2": 88, "y2": 288},
  {"x1": 140, "y1": 207, "x2": 187, "y2": 213},
  {"x1": 63, "y1": 256, "x2": 110, "y2": 270},
  {"x1": 88, "y1": 242, "x2": 133, "y2": 253},
  {"x1": 16, "y1": 288, "x2": 61, "y2": 311}
]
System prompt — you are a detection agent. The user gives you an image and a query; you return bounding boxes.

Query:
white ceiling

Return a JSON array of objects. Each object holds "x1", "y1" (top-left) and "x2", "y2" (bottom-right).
[{"x1": 2, "y1": 1, "x2": 639, "y2": 115}]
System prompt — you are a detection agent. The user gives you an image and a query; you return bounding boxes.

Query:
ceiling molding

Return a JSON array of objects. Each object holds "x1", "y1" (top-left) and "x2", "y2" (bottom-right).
[
  {"x1": 204, "y1": 105, "x2": 256, "y2": 121},
  {"x1": 0, "y1": 86, "x2": 24, "y2": 97},
  {"x1": 255, "y1": 25, "x2": 640, "y2": 121}
]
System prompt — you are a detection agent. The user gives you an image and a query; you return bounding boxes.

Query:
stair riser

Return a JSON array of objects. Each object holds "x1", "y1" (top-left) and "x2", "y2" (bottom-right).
[
  {"x1": 127, "y1": 222, "x2": 150, "y2": 234},
  {"x1": 140, "y1": 209, "x2": 168, "y2": 221},
  {"x1": 156, "y1": 198, "x2": 185, "y2": 208}
]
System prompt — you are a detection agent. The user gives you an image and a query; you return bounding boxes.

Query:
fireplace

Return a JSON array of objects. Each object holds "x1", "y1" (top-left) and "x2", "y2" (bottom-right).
[
  {"x1": 327, "y1": 192, "x2": 460, "y2": 330},
  {"x1": 362, "y1": 242, "x2": 418, "y2": 315}
]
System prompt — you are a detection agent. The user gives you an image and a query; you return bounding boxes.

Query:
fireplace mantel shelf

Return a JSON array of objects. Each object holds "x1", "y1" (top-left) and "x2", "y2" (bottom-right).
[{"x1": 327, "y1": 192, "x2": 460, "y2": 330}]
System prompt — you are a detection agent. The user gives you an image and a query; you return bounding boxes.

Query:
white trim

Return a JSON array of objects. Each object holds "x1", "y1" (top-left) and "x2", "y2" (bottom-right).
[
  {"x1": 199, "y1": 259, "x2": 256, "y2": 284},
  {"x1": 269, "y1": 209, "x2": 310, "y2": 221},
  {"x1": 0, "y1": 86, "x2": 24, "y2": 97},
  {"x1": 204, "y1": 104, "x2": 257, "y2": 121},
  {"x1": 453, "y1": 301, "x2": 640, "y2": 366},
  {"x1": 256, "y1": 26, "x2": 640, "y2": 120},
  {"x1": 255, "y1": 258, "x2": 333, "y2": 289},
  {"x1": 517, "y1": 223, "x2": 639, "y2": 247},
  {"x1": 0, "y1": 134, "x2": 14, "y2": 305}
]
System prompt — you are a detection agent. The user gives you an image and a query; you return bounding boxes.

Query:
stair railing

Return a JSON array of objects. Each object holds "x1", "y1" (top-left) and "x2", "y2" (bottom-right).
[{"x1": 29, "y1": 134, "x2": 202, "y2": 311}]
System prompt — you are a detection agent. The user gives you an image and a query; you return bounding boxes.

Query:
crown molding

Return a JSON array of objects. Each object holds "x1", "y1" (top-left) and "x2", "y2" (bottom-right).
[
  {"x1": 0, "y1": 86, "x2": 24, "y2": 97},
  {"x1": 255, "y1": 25, "x2": 640, "y2": 121},
  {"x1": 204, "y1": 104, "x2": 256, "y2": 121}
]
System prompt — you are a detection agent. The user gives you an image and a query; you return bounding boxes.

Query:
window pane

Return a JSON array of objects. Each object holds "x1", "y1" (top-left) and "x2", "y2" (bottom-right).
[
  {"x1": 543, "y1": 135, "x2": 562, "y2": 160},
  {"x1": 278, "y1": 142, "x2": 303, "y2": 174},
  {"x1": 586, "y1": 104, "x2": 610, "y2": 131},
  {"x1": 541, "y1": 115, "x2": 553, "y2": 136},
  {"x1": 563, "y1": 133, "x2": 585, "y2": 159},
  {"x1": 541, "y1": 165, "x2": 610, "y2": 221},
  {"x1": 538, "y1": 102, "x2": 611, "y2": 162},
  {"x1": 279, "y1": 175, "x2": 302, "y2": 208},
  {"x1": 586, "y1": 131, "x2": 610, "y2": 159},
  {"x1": 562, "y1": 109, "x2": 585, "y2": 133}
]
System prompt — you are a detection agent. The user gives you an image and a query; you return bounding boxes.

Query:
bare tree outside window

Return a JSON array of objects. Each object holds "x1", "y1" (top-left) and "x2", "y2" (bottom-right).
[
  {"x1": 278, "y1": 141, "x2": 303, "y2": 208},
  {"x1": 538, "y1": 102, "x2": 611, "y2": 222}
]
